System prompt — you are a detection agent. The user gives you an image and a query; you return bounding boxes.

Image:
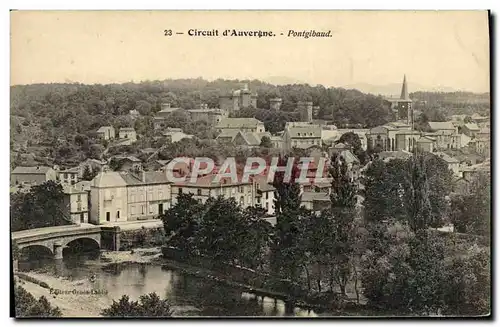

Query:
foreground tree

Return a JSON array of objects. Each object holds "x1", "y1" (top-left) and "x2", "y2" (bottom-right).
[
  {"x1": 10, "y1": 181, "x2": 69, "y2": 231},
  {"x1": 443, "y1": 248, "x2": 490, "y2": 316},
  {"x1": 14, "y1": 285, "x2": 62, "y2": 317},
  {"x1": 450, "y1": 172, "x2": 490, "y2": 237},
  {"x1": 327, "y1": 152, "x2": 359, "y2": 296},
  {"x1": 101, "y1": 293, "x2": 173, "y2": 317}
]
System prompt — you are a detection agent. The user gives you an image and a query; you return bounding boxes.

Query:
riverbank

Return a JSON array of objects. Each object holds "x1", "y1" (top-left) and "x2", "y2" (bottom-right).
[{"x1": 16, "y1": 247, "x2": 163, "y2": 317}]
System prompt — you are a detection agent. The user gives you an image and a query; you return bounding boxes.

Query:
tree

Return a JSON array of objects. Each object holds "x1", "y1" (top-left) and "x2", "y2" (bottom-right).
[
  {"x1": 14, "y1": 285, "x2": 62, "y2": 317},
  {"x1": 101, "y1": 293, "x2": 173, "y2": 317},
  {"x1": 11, "y1": 181, "x2": 69, "y2": 231},
  {"x1": 361, "y1": 225, "x2": 447, "y2": 315},
  {"x1": 450, "y1": 172, "x2": 490, "y2": 236},
  {"x1": 161, "y1": 193, "x2": 204, "y2": 255},
  {"x1": 327, "y1": 152, "x2": 358, "y2": 295},
  {"x1": 260, "y1": 136, "x2": 272, "y2": 148},
  {"x1": 82, "y1": 165, "x2": 97, "y2": 181},
  {"x1": 403, "y1": 154, "x2": 433, "y2": 231},
  {"x1": 443, "y1": 248, "x2": 490, "y2": 316}
]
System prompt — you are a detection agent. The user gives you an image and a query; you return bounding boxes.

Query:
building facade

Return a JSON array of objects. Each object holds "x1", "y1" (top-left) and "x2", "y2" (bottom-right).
[{"x1": 11, "y1": 166, "x2": 58, "y2": 186}]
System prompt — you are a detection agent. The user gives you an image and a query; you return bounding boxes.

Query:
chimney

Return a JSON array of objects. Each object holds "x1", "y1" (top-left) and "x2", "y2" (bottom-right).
[{"x1": 141, "y1": 170, "x2": 146, "y2": 183}]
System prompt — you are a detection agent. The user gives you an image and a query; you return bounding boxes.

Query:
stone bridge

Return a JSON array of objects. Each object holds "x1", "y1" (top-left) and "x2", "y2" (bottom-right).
[{"x1": 12, "y1": 224, "x2": 120, "y2": 260}]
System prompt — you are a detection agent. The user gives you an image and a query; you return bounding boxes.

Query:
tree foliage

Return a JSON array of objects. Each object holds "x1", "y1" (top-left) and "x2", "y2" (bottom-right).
[
  {"x1": 10, "y1": 181, "x2": 70, "y2": 231},
  {"x1": 101, "y1": 293, "x2": 173, "y2": 317},
  {"x1": 14, "y1": 285, "x2": 62, "y2": 317}
]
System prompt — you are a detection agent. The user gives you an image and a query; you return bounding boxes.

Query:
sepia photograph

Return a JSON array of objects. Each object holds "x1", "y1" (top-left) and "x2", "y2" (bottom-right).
[{"x1": 9, "y1": 10, "x2": 491, "y2": 318}]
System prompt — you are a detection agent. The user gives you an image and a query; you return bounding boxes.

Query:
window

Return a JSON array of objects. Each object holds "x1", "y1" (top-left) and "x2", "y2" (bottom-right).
[
  {"x1": 197, "y1": 189, "x2": 202, "y2": 196},
  {"x1": 77, "y1": 194, "x2": 81, "y2": 202},
  {"x1": 297, "y1": 133, "x2": 301, "y2": 136},
  {"x1": 141, "y1": 206, "x2": 145, "y2": 215},
  {"x1": 178, "y1": 188, "x2": 183, "y2": 194},
  {"x1": 159, "y1": 191, "x2": 163, "y2": 199},
  {"x1": 149, "y1": 205, "x2": 154, "y2": 214},
  {"x1": 238, "y1": 186, "x2": 244, "y2": 193},
  {"x1": 266, "y1": 192, "x2": 269, "y2": 199},
  {"x1": 256, "y1": 197, "x2": 261, "y2": 204},
  {"x1": 77, "y1": 204, "x2": 82, "y2": 212},
  {"x1": 131, "y1": 206, "x2": 136, "y2": 215},
  {"x1": 116, "y1": 211, "x2": 120, "y2": 219}
]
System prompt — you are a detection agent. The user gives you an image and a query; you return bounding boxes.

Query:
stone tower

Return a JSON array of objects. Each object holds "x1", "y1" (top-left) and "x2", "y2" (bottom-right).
[
  {"x1": 297, "y1": 101, "x2": 313, "y2": 122},
  {"x1": 269, "y1": 98, "x2": 282, "y2": 111},
  {"x1": 397, "y1": 75, "x2": 413, "y2": 128}
]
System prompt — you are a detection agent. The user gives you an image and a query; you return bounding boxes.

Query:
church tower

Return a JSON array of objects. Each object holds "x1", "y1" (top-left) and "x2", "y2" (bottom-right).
[{"x1": 397, "y1": 75, "x2": 413, "y2": 128}]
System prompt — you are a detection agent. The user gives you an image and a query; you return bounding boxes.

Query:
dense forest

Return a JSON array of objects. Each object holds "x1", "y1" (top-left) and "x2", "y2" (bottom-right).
[{"x1": 411, "y1": 91, "x2": 490, "y2": 116}]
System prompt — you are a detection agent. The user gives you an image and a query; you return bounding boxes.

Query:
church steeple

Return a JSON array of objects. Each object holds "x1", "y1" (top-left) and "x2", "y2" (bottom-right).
[{"x1": 400, "y1": 74, "x2": 410, "y2": 100}]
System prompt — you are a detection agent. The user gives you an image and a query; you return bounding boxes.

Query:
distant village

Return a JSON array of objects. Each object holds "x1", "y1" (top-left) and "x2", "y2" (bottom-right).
[{"x1": 10, "y1": 77, "x2": 491, "y2": 227}]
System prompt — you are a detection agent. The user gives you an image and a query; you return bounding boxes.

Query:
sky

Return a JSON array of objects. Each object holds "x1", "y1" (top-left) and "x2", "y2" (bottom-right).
[{"x1": 10, "y1": 10, "x2": 490, "y2": 92}]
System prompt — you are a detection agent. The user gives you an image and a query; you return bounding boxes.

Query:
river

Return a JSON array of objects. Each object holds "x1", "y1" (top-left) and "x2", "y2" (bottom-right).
[{"x1": 17, "y1": 251, "x2": 337, "y2": 317}]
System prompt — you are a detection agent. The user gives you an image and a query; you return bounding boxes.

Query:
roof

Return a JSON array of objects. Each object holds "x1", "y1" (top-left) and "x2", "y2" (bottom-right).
[
  {"x1": 111, "y1": 156, "x2": 141, "y2": 163},
  {"x1": 417, "y1": 136, "x2": 435, "y2": 143},
  {"x1": 97, "y1": 126, "x2": 114, "y2": 132},
  {"x1": 216, "y1": 118, "x2": 263, "y2": 129},
  {"x1": 74, "y1": 180, "x2": 91, "y2": 191},
  {"x1": 400, "y1": 75, "x2": 410, "y2": 100},
  {"x1": 237, "y1": 132, "x2": 261, "y2": 146},
  {"x1": 120, "y1": 127, "x2": 136, "y2": 132},
  {"x1": 12, "y1": 166, "x2": 53, "y2": 174},
  {"x1": 464, "y1": 123, "x2": 480, "y2": 131},
  {"x1": 216, "y1": 130, "x2": 239, "y2": 141},
  {"x1": 340, "y1": 150, "x2": 360, "y2": 164},
  {"x1": 173, "y1": 173, "x2": 252, "y2": 188},
  {"x1": 287, "y1": 126, "x2": 322, "y2": 138},
  {"x1": 377, "y1": 150, "x2": 412, "y2": 161},
  {"x1": 91, "y1": 171, "x2": 127, "y2": 188},
  {"x1": 301, "y1": 192, "x2": 330, "y2": 203},
  {"x1": 434, "y1": 152, "x2": 460, "y2": 164},
  {"x1": 428, "y1": 121, "x2": 455, "y2": 131},
  {"x1": 120, "y1": 171, "x2": 170, "y2": 185}
]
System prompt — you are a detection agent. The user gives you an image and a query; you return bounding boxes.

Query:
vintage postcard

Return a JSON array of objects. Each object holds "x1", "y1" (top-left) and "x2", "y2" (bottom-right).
[{"x1": 10, "y1": 10, "x2": 491, "y2": 318}]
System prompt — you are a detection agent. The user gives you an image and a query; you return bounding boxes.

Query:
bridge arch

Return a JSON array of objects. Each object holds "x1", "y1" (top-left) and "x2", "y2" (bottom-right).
[{"x1": 18, "y1": 244, "x2": 54, "y2": 262}]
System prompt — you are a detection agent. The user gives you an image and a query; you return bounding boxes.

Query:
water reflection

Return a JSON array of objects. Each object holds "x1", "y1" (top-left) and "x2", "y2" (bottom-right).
[{"x1": 18, "y1": 254, "x2": 323, "y2": 317}]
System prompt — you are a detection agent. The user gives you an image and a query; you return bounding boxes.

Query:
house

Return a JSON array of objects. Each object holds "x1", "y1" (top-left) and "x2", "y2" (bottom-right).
[
  {"x1": 283, "y1": 125, "x2": 322, "y2": 150},
  {"x1": 426, "y1": 121, "x2": 457, "y2": 150},
  {"x1": 376, "y1": 150, "x2": 413, "y2": 162},
  {"x1": 153, "y1": 103, "x2": 184, "y2": 130},
  {"x1": 120, "y1": 171, "x2": 172, "y2": 221},
  {"x1": 129, "y1": 110, "x2": 141, "y2": 119},
  {"x1": 476, "y1": 128, "x2": 490, "y2": 140},
  {"x1": 57, "y1": 167, "x2": 80, "y2": 186},
  {"x1": 96, "y1": 126, "x2": 116, "y2": 140},
  {"x1": 449, "y1": 133, "x2": 472, "y2": 149},
  {"x1": 187, "y1": 104, "x2": 228, "y2": 126},
  {"x1": 300, "y1": 191, "x2": 330, "y2": 213},
  {"x1": 119, "y1": 127, "x2": 137, "y2": 143},
  {"x1": 434, "y1": 152, "x2": 460, "y2": 176},
  {"x1": 62, "y1": 183, "x2": 89, "y2": 224},
  {"x1": 416, "y1": 136, "x2": 436, "y2": 152},
  {"x1": 216, "y1": 118, "x2": 265, "y2": 134},
  {"x1": 254, "y1": 175, "x2": 276, "y2": 215},
  {"x1": 461, "y1": 123, "x2": 480, "y2": 138},
  {"x1": 216, "y1": 130, "x2": 264, "y2": 148},
  {"x1": 367, "y1": 124, "x2": 401, "y2": 152},
  {"x1": 171, "y1": 173, "x2": 256, "y2": 208},
  {"x1": 474, "y1": 138, "x2": 490, "y2": 157},
  {"x1": 163, "y1": 129, "x2": 194, "y2": 143},
  {"x1": 11, "y1": 166, "x2": 57, "y2": 186},
  {"x1": 270, "y1": 136, "x2": 284, "y2": 149},
  {"x1": 90, "y1": 171, "x2": 129, "y2": 224}
]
